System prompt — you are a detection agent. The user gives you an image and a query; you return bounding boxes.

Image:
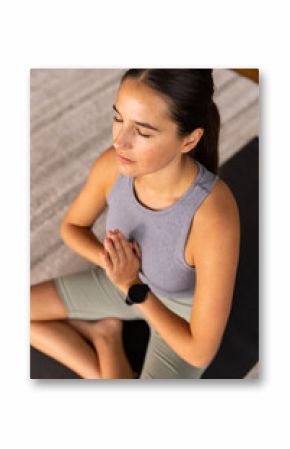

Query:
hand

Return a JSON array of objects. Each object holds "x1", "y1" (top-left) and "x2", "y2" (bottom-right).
[{"x1": 100, "y1": 229, "x2": 142, "y2": 293}]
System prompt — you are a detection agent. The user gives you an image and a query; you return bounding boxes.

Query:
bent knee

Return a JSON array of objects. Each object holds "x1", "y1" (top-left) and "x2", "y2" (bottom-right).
[{"x1": 30, "y1": 279, "x2": 68, "y2": 321}]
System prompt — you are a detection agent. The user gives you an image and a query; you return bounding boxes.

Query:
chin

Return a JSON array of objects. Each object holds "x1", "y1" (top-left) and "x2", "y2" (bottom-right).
[{"x1": 118, "y1": 163, "x2": 137, "y2": 176}]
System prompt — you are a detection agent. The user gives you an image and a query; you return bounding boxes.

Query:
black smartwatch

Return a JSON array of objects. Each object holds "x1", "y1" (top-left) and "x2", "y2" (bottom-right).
[{"x1": 125, "y1": 283, "x2": 151, "y2": 306}]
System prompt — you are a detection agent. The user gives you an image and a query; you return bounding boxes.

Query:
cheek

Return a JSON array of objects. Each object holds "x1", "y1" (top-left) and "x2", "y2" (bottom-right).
[{"x1": 138, "y1": 144, "x2": 169, "y2": 168}]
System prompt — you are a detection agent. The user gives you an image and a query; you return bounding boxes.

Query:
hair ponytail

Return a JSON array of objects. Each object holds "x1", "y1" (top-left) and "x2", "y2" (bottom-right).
[{"x1": 188, "y1": 100, "x2": 220, "y2": 175}]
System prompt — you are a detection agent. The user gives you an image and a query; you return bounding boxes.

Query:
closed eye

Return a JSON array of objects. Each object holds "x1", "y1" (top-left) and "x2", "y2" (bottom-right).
[{"x1": 113, "y1": 116, "x2": 151, "y2": 138}]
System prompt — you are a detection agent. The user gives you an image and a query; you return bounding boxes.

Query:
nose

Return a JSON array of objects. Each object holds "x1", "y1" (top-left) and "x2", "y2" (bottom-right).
[{"x1": 113, "y1": 126, "x2": 133, "y2": 150}]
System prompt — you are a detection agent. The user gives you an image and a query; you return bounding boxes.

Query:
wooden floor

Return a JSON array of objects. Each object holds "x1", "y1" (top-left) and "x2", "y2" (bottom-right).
[{"x1": 232, "y1": 69, "x2": 259, "y2": 83}]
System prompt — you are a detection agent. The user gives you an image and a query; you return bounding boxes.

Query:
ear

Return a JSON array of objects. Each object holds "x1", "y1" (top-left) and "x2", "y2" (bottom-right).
[{"x1": 181, "y1": 128, "x2": 204, "y2": 154}]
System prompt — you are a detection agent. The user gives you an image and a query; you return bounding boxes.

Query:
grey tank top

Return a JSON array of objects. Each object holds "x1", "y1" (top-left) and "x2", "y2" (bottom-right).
[{"x1": 105, "y1": 160, "x2": 219, "y2": 300}]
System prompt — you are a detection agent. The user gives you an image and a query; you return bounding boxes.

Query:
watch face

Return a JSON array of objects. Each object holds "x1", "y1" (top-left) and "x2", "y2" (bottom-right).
[{"x1": 129, "y1": 284, "x2": 150, "y2": 303}]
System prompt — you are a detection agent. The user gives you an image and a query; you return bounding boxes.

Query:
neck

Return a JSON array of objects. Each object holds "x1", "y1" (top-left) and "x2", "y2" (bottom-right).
[{"x1": 136, "y1": 155, "x2": 195, "y2": 198}]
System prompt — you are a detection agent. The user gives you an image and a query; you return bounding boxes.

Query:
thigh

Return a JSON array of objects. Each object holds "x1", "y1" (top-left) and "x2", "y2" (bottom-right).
[
  {"x1": 53, "y1": 266, "x2": 145, "y2": 321},
  {"x1": 30, "y1": 280, "x2": 69, "y2": 321},
  {"x1": 139, "y1": 328, "x2": 206, "y2": 379}
]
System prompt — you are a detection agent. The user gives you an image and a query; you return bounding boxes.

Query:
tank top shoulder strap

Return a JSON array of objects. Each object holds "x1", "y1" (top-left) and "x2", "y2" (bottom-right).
[
  {"x1": 196, "y1": 160, "x2": 219, "y2": 190},
  {"x1": 180, "y1": 160, "x2": 219, "y2": 214}
]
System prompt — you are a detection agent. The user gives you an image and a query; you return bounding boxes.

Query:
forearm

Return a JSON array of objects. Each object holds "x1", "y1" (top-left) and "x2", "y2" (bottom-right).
[
  {"x1": 60, "y1": 223, "x2": 105, "y2": 267},
  {"x1": 132, "y1": 290, "x2": 206, "y2": 369}
]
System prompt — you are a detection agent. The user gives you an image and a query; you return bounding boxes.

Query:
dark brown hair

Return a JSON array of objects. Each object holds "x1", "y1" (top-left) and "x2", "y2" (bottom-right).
[{"x1": 121, "y1": 69, "x2": 220, "y2": 174}]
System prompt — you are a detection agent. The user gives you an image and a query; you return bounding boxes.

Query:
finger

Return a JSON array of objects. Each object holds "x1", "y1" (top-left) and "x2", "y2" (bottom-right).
[
  {"x1": 133, "y1": 241, "x2": 142, "y2": 259},
  {"x1": 109, "y1": 230, "x2": 130, "y2": 257},
  {"x1": 134, "y1": 243, "x2": 142, "y2": 260},
  {"x1": 131, "y1": 241, "x2": 137, "y2": 255},
  {"x1": 101, "y1": 250, "x2": 113, "y2": 270},
  {"x1": 104, "y1": 237, "x2": 119, "y2": 265},
  {"x1": 117, "y1": 232, "x2": 134, "y2": 259},
  {"x1": 107, "y1": 231, "x2": 126, "y2": 260},
  {"x1": 116, "y1": 231, "x2": 140, "y2": 260}
]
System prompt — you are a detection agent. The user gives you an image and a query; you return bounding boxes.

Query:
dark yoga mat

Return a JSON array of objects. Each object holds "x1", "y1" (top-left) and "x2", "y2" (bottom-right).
[
  {"x1": 201, "y1": 136, "x2": 259, "y2": 378},
  {"x1": 30, "y1": 137, "x2": 259, "y2": 379}
]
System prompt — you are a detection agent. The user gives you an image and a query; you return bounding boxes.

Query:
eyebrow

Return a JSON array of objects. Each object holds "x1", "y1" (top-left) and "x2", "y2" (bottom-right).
[{"x1": 112, "y1": 105, "x2": 161, "y2": 132}]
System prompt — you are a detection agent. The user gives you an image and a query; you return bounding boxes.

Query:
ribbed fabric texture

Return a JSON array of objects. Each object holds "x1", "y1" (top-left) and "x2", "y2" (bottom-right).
[{"x1": 106, "y1": 160, "x2": 219, "y2": 300}]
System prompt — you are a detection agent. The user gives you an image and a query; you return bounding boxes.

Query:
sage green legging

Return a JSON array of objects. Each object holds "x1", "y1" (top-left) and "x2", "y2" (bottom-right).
[{"x1": 54, "y1": 266, "x2": 206, "y2": 379}]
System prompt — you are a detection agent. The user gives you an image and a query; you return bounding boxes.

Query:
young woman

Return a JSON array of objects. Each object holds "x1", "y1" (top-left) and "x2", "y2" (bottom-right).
[{"x1": 30, "y1": 69, "x2": 240, "y2": 380}]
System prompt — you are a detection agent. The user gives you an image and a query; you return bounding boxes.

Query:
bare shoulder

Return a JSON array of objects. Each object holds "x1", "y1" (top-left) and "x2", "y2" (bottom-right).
[
  {"x1": 195, "y1": 178, "x2": 240, "y2": 229},
  {"x1": 60, "y1": 145, "x2": 120, "y2": 228},
  {"x1": 186, "y1": 178, "x2": 240, "y2": 267}
]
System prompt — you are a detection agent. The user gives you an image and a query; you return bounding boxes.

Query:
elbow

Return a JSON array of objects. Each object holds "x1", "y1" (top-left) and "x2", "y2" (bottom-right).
[
  {"x1": 190, "y1": 358, "x2": 209, "y2": 370},
  {"x1": 59, "y1": 222, "x2": 92, "y2": 243},
  {"x1": 188, "y1": 337, "x2": 220, "y2": 370},
  {"x1": 189, "y1": 349, "x2": 215, "y2": 370},
  {"x1": 60, "y1": 222, "x2": 72, "y2": 241},
  {"x1": 192, "y1": 351, "x2": 218, "y2": 370}
]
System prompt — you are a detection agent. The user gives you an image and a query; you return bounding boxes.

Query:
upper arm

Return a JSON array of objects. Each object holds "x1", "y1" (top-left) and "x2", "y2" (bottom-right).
[
  {"x1": 60, "y1": 146, "x2": 118, "y2": 230},
  {"x1": 189, "y1": 181, "x2": 241, "y2": 366}
]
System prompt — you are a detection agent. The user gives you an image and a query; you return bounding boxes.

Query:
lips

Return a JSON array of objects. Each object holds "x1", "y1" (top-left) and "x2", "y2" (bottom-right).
[{"x1": 117, "y1": 153, "x2": 135, "y2": 162}]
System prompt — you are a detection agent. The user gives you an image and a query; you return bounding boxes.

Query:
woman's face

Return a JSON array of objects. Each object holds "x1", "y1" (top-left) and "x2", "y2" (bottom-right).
[{"x1": 112, "y1": 77, "x2": 187, "y2": 176}]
